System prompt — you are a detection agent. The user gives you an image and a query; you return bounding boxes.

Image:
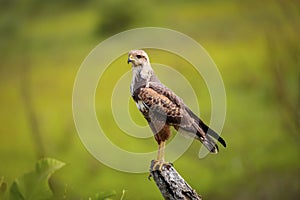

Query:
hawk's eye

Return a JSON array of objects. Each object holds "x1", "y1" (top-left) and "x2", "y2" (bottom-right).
[{"x1": 136, "y1": 55, "x2": 142, "y2": 59}]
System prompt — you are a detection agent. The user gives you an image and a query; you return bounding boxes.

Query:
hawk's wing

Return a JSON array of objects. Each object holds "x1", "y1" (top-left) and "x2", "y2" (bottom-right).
[
  {"x1": 148, "y1": 82, "x2": 226, "y2": 147},
  {"x1": 134, "y1": 82, "x2": 195, "y2": 134},
  {"x1": 133, "y1": 82, "x2": 226, "y2": 149}
]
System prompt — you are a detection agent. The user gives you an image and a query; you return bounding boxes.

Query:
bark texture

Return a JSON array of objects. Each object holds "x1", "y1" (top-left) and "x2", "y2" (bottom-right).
[{"x1": 150, "y1": 160, "x2": 202, "y2": 200}]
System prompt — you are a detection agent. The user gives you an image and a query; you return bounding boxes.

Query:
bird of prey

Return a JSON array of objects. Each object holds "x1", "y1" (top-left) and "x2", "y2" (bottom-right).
[{"x1": 128, "y1": 50, "x2": 226, "y2": 170}]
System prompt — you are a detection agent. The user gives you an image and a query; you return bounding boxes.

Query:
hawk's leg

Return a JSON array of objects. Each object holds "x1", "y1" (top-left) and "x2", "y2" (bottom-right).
[
  {"x1": 151, "y1": 141, "x2": 173, "y2": 172},
  {"x1": 149, "y1": 125, "x2": 173, "y2": 178},
  {"x1": 157, "y1": 140, "x2": 165, "y2": 161}
]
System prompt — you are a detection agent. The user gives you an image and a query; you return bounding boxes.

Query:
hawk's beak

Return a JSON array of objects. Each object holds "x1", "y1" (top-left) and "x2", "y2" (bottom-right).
[{"x1": 127, "y1": 54, "x2": 134, "y2": 64}]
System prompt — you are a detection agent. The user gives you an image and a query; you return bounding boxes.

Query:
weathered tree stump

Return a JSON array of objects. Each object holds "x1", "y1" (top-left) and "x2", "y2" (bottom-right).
[{"x1": 149, "y1": 160, "x2": 202, "y2": 200}]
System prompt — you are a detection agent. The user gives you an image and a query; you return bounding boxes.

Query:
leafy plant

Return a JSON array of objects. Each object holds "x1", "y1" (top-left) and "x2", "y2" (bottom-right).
[
  {"x1": 0, "y1": 176, "x2": 7, "y2": 199},
  {"x1": 1, "y1": 158, "x2": 119, "y2": 200},
  {"x1": 9, "y1": 158, "x2": 65, "y2": 200}
]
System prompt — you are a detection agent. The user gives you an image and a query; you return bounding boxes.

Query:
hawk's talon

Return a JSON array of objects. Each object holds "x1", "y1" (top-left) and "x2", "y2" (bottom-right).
[{"x1": 150, "y1": 160, "x2": 173, "y2": 172}]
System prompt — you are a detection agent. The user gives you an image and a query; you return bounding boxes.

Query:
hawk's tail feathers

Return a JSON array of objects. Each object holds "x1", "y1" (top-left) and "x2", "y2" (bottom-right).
[
  {"x1": 206, "y1": 128, "x2": 226, "y2": 148},
  {"x1": 199, "y1": 134, "x2": 219, "y2": 153},
  {"x1": 191, "y1": 121, "x2": 221, "y2": 153},
  {"x1": 185, "y1": 107, "x2": 226, "y2": 148}
]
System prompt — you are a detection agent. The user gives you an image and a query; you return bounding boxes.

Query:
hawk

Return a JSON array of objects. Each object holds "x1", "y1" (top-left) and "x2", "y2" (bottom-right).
[{"x1": 128, "y1": 50, "x2": 226, "y2": 169}]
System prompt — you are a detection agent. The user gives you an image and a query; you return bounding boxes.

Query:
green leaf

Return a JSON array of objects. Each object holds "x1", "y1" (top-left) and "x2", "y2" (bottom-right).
[
  {"x1": 9, "y1": 158, "x2": 65, "y2": 200},
  {"x1": 0, "y1": 176, "x2": 7, "y2": 199}
]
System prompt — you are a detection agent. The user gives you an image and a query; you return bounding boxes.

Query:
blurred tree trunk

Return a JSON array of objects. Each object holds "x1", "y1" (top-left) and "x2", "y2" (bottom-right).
[
  {"x1": 20, "y1": 53, "x2": 45, "y2": 159},
  {"x1": 13, "y1": 5, "x2": 46, "y2": 159},
  {"x1": 265, "y1": 0, "x2": 300, "y2": 139}
]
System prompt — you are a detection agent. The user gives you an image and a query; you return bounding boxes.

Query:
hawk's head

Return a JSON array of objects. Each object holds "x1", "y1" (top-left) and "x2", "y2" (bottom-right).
[{"x1": 127, "y1": 50, "x2": 150, "y2": 67}]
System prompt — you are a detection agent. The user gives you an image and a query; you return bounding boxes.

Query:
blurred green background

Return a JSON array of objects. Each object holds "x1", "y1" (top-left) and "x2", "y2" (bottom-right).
[{"x1": 0, "y1": 0, "x2": 299, "y2": 199}]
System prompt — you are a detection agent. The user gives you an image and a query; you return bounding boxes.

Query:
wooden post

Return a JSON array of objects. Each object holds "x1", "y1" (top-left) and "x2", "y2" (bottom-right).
[{"x1": 149, "y1": 160, "x2": 202, "y2": 200}]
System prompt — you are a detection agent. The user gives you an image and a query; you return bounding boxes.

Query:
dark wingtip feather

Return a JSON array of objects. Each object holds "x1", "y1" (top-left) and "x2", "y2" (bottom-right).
[
  {"x1": 217, "y1": 135, "x2": 226, "y2": 148},
  {"x1": 206, "y1": 129, "x2": 226, "y2": 148}
]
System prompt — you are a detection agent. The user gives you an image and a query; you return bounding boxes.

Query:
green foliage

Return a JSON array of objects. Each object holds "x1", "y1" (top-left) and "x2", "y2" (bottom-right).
[
  {"x1": 0, "y1": 177, "x2": 7, "y2": 199},
  {"x1": 1, "y1": 158, "x2": 118, "y2": 200},
  {"x1": 9, "y1": 158, "x2": 65, "y2": 200},
  {"x1": 94, "y1": 0, "x2": 146, "y2": 36}
]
